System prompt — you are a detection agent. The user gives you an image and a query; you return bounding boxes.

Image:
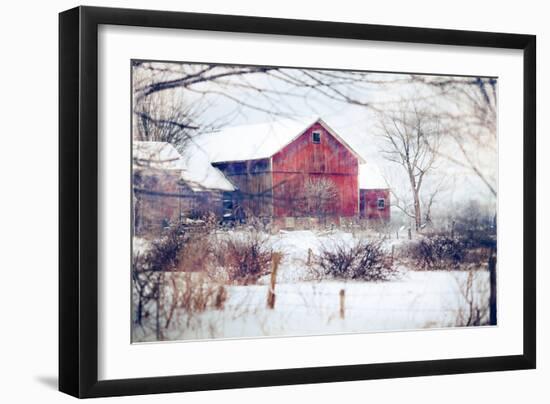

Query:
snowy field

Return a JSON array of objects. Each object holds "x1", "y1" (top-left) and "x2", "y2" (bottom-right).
[{"x1": 132, "y1": 229, "x2": 491, "y2": 342}]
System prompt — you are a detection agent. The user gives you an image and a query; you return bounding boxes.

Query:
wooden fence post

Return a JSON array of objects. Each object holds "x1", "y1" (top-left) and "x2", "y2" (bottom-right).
[
  {"x1": 339, "y1": 289, "x2": 345, "y2": 319},
  {"x1": 267, "y1": 253, "x2": 282, "y2": 309},
  {"x1": 489, "y1": 246, "x2": 497, "y2": 325}
]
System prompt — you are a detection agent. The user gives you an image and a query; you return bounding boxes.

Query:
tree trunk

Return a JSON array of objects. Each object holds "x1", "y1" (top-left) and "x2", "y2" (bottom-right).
[
  {"x1": 413, "y1": 190, "x2": 422, "y2": 231},
  {"x1": 408, "y1": 173, "x2": 422, "y2": 231}
]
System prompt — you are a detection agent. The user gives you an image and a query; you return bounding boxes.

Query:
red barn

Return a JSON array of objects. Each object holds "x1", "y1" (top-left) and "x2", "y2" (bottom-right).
[
  {"x1": 196, "y1": 117, "x2": 390, "y2": 227},
  {"x1": 359, "y1": 164, "x2": 391, "y2": 221}
]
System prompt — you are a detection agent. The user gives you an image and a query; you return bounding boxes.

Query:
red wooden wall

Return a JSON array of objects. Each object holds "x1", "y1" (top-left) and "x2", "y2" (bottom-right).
[
  {"x1": 271, "y1": 122, "x2": 359, "y2": 218},
  {"x1": 360, "y1": 189, "x2": 391, "y2": 220}
]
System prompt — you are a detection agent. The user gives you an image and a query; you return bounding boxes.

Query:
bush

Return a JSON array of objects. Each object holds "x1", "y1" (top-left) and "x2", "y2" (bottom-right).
[
  {"x1": 410, "y1": 233, "x2": 465, "y2": 270},
  {"x1": 132, "y1": 222, "x2": 186, "y2": 322},
  {"x1": 177, "y1": 235, "x2": 214, "y2": 273},
  {"x1": 138, "y1": 221, "x2": 188, "y2": 273},
  {"x1": 317, "y1": 239, "x2": 394, "y2": 281},
  {"x1": 218, "y1": 232, "x2": 274, "y2": 284},
  {"x1": 132, "y1": 223, "x2": 234, "y2": 341},
  {"x1": 457, "y1": 228, "x2": 496, "y2": 251},
  {"x1": 174, "y1": 273, "x2": 224, "y2": 315}
]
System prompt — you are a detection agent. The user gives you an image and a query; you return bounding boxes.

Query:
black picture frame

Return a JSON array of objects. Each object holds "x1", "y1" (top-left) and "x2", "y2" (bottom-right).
[{"x1": 59, "y1": 6, "x2": 536, "y2": 398}]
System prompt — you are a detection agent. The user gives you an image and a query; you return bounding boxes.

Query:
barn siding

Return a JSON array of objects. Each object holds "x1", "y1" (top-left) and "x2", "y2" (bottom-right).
[
  {"x1": 360, "y1": 189, "x2": 391, "y2": 220},
  {"x1": 213, "y1": 158, "x2": 273, "y2": 218},
  {"x1": 133, "y1": 168, "x2": 226, "y2": 234},
  {"x1": 271, "y1": 123, "x2": 359, "y2": 218}
]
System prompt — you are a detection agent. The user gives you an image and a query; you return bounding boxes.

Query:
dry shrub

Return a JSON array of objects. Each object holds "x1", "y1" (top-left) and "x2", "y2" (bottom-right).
[
  {"x1": 453, "y1": 270, "x2": 490, "y2": 326},
  {"x1": 217, "y1": 232, "x2": 273, "y2": 284},
  {"x1": 132, "y1": 222, "x2": 188, "y2": 328},
  {"x1": 462, "y1": 247, "x2": 492, "y2": 267},
  {"x1": 140, "y1": 221, "x2": 188, "y2": 272},
  {"x1": 410, "y1": 233, "x2": 465, "y2": 270},
  {"x1": 317, "y1": 239, "x2": 395, "y2": 281},
  {"x1": 177, "y1": 234, "x2": 214, "y2": 273},
  {"x1": 132, "y1": 256, "x2": 163, "y2": 327},
  {"x1": 132, "y1": 223, "x2": 234, "y2": 340},
  {"x1": 214, "y1": 285, "x2": 228, "y2": 310},
  {"x1": 163, "y1": 272, "x2": 228, "y2": 330},
  {"x1": 177, "y1": 273, "x2": 218, "y2": 313}
]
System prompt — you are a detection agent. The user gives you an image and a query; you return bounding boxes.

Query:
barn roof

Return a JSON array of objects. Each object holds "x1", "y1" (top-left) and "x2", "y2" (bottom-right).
[
  {"x1": 133, "y1": 141, "x2": 236, "y2": 192},
  {"x1": 195, "y1": 117, "x2": 366, "y2": 164},
  {"x1": 359, "y1": 163, "x2": 388, "y2": 190}
]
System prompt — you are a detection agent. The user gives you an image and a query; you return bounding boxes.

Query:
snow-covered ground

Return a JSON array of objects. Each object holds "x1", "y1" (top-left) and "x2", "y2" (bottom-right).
[{"x1": 132, "y1": 229, "x2": 491, "y2": 342}]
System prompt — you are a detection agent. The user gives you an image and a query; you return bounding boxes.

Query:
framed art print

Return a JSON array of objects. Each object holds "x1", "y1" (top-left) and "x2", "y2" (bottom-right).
[{"x1": 59, "y1": 6, "x2": 536, "y2": 398}]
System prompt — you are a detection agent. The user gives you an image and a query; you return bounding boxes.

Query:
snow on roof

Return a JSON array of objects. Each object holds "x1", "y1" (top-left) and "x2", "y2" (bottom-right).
[
  {"x1": 179, "y1": 144, "x2": 237, "y2": 192},
  {"x1": 359, "y1": 163, "x2": 388, "y2": 189},
  {"x1": 133, "y1": 141, "x2": 236, "y2": 192},
  {"x1": 195, "y1": 117, "x2": 365, "y2": 163}
]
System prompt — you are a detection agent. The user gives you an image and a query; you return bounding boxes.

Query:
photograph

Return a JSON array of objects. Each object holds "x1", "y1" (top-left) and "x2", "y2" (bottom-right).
[{"x1": 130, "y1": 60, "x2": 498, "y2": 343}]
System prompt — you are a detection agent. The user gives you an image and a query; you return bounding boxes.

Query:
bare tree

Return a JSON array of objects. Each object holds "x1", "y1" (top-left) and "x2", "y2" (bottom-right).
[
  {"x1": 133, "y1": 62, "x2": 274, "y2": 100},
  {"x1": 421, "y1": 175, "x2": 450, "y2": 226},
  {"x1": 132, "y1": 62, "x2": 412, "y2": 149},
  {"x1": 303, "y1": 177, "x2": 338, "y2": 219},
  {"x1": 132, "y1": 62, "x2": 296, "y2": 132},
  {"x1": 408, "y1": 75, "x2": 497, "y2": 196},
  {"x1": 133, "y1": 92, "x2": 203, "y2": 148},
  {"x1": 379, "y1": 105, "x2": 441, "y2": 231}
]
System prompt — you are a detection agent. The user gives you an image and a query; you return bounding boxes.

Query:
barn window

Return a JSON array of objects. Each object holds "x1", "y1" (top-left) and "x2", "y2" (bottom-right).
[
  {"x1": 312, "y1": 131, "x2": 321, "y2": 144},
  {"x1": 377, "y1": 197, "x2": 386, "y2": 210}
]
